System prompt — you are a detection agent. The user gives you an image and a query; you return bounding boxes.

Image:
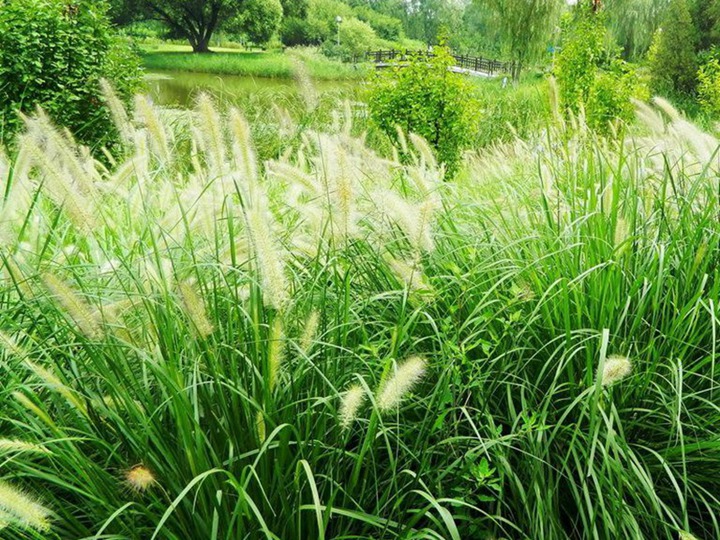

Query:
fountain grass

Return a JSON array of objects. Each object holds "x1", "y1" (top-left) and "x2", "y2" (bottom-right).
[{"x1": 0, "y1": 91, "x2": 718, "y2": 539}]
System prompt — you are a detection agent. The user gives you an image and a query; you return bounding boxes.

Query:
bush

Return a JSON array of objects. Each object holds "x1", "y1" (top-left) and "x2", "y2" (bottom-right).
[
  {"x1": 322, "y1": 17, "x2": 378, "y2": 61},
  {"x1": 586, "y1": 60, "x2": 648, "y2": 130},
  {"x1": 368, "y1": 45, "x2": 481, "y2": 177},
  {"x1": 555, "y1": 8, "x2": 646, "y2": 132},
  {"x1": 0, "y1": 0, "x2": 142, "y2": 148},
  {"x1": 697, "y1": 54, "x2": 720, "y2": 117}
]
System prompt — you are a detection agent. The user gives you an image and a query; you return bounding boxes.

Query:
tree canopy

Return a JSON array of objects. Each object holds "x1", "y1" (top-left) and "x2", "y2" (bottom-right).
[
  {"x1": 475, "y1": 0, "x2": 562, "y2": 79},
  {"x1": 141, "y1": 0, "x2": 248, "y2": 52}
]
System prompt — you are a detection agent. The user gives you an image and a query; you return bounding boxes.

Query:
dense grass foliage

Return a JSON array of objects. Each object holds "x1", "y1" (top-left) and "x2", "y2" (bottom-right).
[
  {"x1": 141, "y1": 46, "x2": 370, "y2": 80},
  {"x1": 472, "y1": 76, "x2": 552, "y2": 148},
  {"x1": 0, "y1": 89, "x2": 719, "y2": 539}
]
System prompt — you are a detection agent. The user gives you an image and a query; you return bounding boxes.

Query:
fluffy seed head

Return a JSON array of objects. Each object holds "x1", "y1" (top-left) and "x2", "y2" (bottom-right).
[
  {"x1": 23, "y1": 359, "x2": 88, "y2": 415},
  {"x1": 100, "y1": 79, "x2": 133, "y2": 145},
  {"x1": 614, "y1": 217, "x2": 629, "y2": 249},
  {"x1": 125, "y1": 465, "x2": 156, "y2": 492},
  {"x1": 339, "y1": 384, "x2": 366, "y2": 429},
  {"x1": 195, "y1": 93, "x2": 226, "y2": 176},
  {"x1": 246, "y1": 198, "x2": 289, "y2": 311},
  {"x1": 376, "y1": 356, "x2": 427, "y2": 412},
  {"x1": 0, "y1": 481, "x2": 51, "y2": 531},
  {"x1": 387, "y1": 257, "x2": 433, "y2": 298},
  {"x1": 599, "y1": 355, "x2": 632, "y2": 386},
  {"x1": 291, "y1": 57, "x2": 318, "y2": 112},
  {"x1": 0, "y1": 331, "x2": 25, "y2": 358},
  {"x1": 134, "y1": 95, "x2": 170, "y2": 162},
  {"x1": 42, "y1": 274, "x2": 101, "y2": 340},
  {"x1": 0, "y1": 439, "x2": 50, "y2": 455},
  {"x1": 178, "y1": 282, "x2": 214, "y2": 339},
  {"x1": 378, "y1": 190, "x2": 435, "y2": 253},
  {"x1": 230, "y1": 108, "x2": 258, "y2": 186},
  {"x1": 300, "y1": 310, "x2": 320, "y2": 353},
  {"x1": 256, "y1": 411, "x2": 266, "y2": 443},
  {"x1": 409, "y1": 133, "x2": 437, "y2": 169}
]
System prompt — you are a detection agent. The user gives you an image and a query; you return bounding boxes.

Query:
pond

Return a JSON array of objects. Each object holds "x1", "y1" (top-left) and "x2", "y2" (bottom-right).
[{"x1": 145, "y1": 70, "x2": 360, "y2": 109}]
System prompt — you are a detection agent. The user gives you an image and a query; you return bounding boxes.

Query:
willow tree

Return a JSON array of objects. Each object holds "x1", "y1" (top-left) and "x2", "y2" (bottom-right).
[
  {"x1": 604, "y1": 0, "x2": 670, "y2": 59},
  {"x1": 475, "y1": 0, "x2": 563, "y2": 79}
]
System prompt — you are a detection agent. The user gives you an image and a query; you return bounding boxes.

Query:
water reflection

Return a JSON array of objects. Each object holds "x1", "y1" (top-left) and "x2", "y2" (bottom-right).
[{"x1": 144, "y1": 71, "x2": 354, "y2": 108}]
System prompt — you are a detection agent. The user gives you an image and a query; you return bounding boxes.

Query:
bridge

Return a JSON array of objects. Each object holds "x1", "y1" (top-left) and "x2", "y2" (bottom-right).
[{"x1": 358, "y1": 50, "x2": 515, "y2": 78}]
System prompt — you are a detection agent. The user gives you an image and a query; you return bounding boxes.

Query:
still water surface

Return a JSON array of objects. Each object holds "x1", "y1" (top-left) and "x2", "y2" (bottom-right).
[{"x1": 145, "y1": 70, "x2": 356, "y2": 108}]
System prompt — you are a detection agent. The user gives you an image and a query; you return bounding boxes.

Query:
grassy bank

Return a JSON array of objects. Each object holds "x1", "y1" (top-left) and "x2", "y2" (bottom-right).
[
  {"x1": 1, "y1": 90, "x2": 719, "y2": 539},
  {"x1": 140, "y1": 44, "x2": 371, "y2": 80}
]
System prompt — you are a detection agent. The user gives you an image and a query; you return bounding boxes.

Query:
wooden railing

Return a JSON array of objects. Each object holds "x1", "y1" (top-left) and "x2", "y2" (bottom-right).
[{"x1": 358, "y1": 49, "x2": 515, "y2": 76}]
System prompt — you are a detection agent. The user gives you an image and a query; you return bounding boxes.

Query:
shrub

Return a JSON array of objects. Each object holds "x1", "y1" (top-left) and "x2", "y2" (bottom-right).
[
  {"x1": 307, "y1": 0, "x2": 354, "y2": 41},
  {"x1": 322, "y1": 17, "x2": 378, "y2": 61},
  {"x1": 555, "y1": 7, "x2": 646, "y2": 132},
  {"x1": 586, "y1": 60, "x2": 648, "y2": 130},
  {"x1": 0, "y1": 0, "x2": 142, "y2": 148},
  {"x1": 367, "y1": 45, "x2": 481, "y2": 177},
  {"x1": 697, "y1": 55, "x2": 720, "y2": 117}
]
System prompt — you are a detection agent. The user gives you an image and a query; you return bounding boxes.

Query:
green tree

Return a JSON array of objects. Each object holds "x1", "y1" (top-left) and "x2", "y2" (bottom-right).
[
  {"x1": 605, "y1": 0, "x2": 670, "y2": 59},
  {"x1": 555, "y1": 5, "x2": 606, "y2": 111},
  {"x1": 648, "y1": 0, "x2": 698, "y2": 95},
  {"x1": 695, "y1": 0, "x2": 720, "y2": 51},
  {"x1": 353, "y1": 6, "x2": 403, "y2": 41},
  {"x1": 136, "y1": 0, "x2": 250, "y2": 52},
  {"x1": 0, "y1": 0, "x2": 142, "y2": 147},
  {"x1": 367, "y1": 45, "x2": 480, "y2": 177},
  {"x1": 475, "y1": 0, "x2": 562, "y2": 79},
  {"x1": 555, "y1": 4, "x2": 647, "y2": 131},
  {"x1": 228, "y1": 0, "x2": 283, "y2": 46},
  {"x1": 280, "y1": 0, "x2": 308, "y2": 18},
  {"x1": 449, "y1": 2, "x2": 502, "y2": 56}
]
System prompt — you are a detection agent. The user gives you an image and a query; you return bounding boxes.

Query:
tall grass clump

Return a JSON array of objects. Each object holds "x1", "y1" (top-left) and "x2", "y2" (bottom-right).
[{"x1": 0, "y1": 85, "x2": 719, "y2": 539}]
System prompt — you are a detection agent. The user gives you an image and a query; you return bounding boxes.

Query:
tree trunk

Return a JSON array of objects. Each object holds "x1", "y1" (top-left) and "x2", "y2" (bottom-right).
[
  {"x1": 192, "y1": 38, "x2": 211, "y2": 53},
  {"x1": 513, "y1": 60, "x2": 523, "y2": 82}
]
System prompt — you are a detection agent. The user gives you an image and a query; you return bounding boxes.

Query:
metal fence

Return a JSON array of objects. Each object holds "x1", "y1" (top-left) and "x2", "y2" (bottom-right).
[{"x1": 359, "y1": 50, "x2": 514, "y2": 76}]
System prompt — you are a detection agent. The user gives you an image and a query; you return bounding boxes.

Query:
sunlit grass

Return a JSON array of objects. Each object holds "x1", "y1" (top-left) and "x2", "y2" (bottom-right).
[
  {"x1": 0, "y1": 87, "x2": 718, "y2": 539},
  {"x1": 140, "y1": 45, "x2": 371, "y2": 80}
]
